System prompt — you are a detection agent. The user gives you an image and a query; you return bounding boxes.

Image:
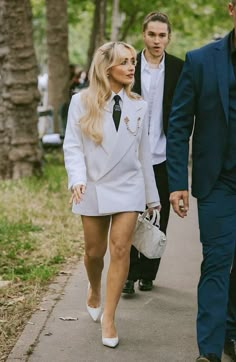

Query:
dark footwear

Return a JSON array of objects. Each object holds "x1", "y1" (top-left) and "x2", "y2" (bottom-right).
[
  {"x1": 122, "y1": 280, "x2": 135, "y2": 294},
  {"x1": 196, "y1": 354, "x2": 221, "y2": 362},
  {"x1": 224, "y1": 339, "x2": 236, "y2": 361},
  {"x1": 138, "y1": 279, "x2": 153, "y2": 291}
]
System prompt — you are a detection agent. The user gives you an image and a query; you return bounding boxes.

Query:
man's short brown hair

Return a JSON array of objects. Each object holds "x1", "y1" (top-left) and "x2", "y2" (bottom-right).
[{"x1": 142, "y1": 11, "x2": 172, "y2": 34}]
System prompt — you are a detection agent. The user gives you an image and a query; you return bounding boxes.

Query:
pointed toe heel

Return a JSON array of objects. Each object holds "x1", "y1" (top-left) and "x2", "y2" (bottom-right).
[
  {"x1": 86, "y1": 304, "x2": 101, "y2": 322},
  {"x1": 101, "y1": 314, "x2": 119, "y2": 348},
  {"x1": 86, "y1": 283, "x2": 101, "y2": 322},
  {"x1": 102, "y1": 336, "x2": 119, "y2": 348}
]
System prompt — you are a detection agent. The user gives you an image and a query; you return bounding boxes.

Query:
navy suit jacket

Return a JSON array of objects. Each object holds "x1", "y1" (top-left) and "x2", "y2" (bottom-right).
[
  {"x1": 167, "y1": 32, "x2": 231, "y2": 199},
  {"x1": 132, "y1": 51, "x2": 184, "y2": 135}
]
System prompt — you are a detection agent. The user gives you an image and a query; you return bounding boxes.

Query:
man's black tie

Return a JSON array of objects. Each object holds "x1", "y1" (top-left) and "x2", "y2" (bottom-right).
[{"x1": 112, "y1": 95, "x2": 121, "y2": 131}]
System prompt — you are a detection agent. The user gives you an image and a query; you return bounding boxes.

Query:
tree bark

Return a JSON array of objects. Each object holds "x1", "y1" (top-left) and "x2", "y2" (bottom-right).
[
  {"x1": 46, "y1": 0, "x2": 69, "y2": 132},
  {"x1": 0, "y1": 0, "x2": 41, "y2": 180},
  {"x1": 111, "y1": 0, "x2": 120, "y2": 41},
  {"x1": 86, "y1": 0, "x2": 106, "y2": 70}
]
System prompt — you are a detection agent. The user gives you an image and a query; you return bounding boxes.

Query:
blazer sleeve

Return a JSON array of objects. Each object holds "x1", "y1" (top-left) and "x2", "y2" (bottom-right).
[
  {"x1": 166, "y1": 52, "x2": 196, "y2": 193},
  {"x1": 139, "y1": 104, "x2": 160, "y2": 207},
  {"x1": 63, "y1": 94, "x2": 87, "y2": 189}
]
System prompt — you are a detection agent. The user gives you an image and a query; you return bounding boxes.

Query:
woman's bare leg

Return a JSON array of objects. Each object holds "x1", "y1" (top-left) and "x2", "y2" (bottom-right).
[
  {"x1": 82, "y1": 215, "x2": 110, "y2": 308},
  {"x1": 102, "y1": 212, "x2": 138, "y2": 338}
]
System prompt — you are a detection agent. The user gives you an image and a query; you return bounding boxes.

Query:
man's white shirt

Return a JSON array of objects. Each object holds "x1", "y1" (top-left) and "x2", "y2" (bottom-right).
[{"x1": 141, "y1": 51, "x2": 166, "y2": 165}]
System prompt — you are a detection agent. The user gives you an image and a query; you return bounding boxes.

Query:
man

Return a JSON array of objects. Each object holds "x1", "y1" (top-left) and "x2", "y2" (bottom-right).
[
  {"x1": 122, "y1": 11, "x2": 183, "y2": 294},
  {"x1": 167, "y1": 2, "x2": 236, "y2": 361}
]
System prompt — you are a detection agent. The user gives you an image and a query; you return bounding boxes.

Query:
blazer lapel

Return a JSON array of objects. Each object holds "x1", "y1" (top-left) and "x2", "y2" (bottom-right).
[
  {"x1": 99, "y1": 93, "x2": 142, "y2": 179},
  {"x1": 163, "y1": 52, "x2": 173, "y2": 103},
  {"x1": 163, "y1": 52, "x2": 176, "y2": 125},
  {"x1": 214, "y1": 35, "x2": 230, "y2": 123},
  {"x1": 133, "y1": 52, "x2": 142, "y2": 95}
]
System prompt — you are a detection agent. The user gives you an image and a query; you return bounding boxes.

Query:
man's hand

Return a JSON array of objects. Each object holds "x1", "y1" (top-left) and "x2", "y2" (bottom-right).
[{"x1": 169, "y1": 190, "x2": 189, "y2": 218}]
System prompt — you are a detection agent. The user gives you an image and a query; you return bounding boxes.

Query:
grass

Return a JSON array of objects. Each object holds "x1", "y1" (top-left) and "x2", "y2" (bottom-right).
[{"x1": 0, "y1": 150, "x2": 84, "y2": 361}]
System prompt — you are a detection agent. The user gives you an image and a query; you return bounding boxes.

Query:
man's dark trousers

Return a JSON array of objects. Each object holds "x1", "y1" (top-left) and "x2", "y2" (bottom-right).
[
  {"x1": 127, "y1": 160, "x2": 170, "y2": 281},
  {"x1": 197, "y1": 179, "x2": 236, "y2": 358}
]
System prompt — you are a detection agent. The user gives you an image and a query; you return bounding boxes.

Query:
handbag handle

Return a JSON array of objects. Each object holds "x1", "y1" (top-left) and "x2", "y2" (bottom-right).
[{"x1": 140, "y1": 209, "x2": 160, "y2": 227}]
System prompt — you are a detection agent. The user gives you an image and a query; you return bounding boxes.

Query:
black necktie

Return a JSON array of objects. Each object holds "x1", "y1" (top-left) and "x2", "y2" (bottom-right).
[{"x1": 112, "y1": 95, "x2": 121, "y2": 131}]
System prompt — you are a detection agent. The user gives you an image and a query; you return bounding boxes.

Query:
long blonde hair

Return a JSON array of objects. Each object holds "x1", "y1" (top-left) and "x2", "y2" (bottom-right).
[{"x1": 79, "y1": 41, "x2": 140, "y2": 144}]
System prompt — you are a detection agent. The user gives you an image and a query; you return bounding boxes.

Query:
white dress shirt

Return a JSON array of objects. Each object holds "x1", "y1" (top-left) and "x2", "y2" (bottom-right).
[
  {"x1": 141, "y1": 51, "x2": 166, "y2": 165},
  {"x1": 109, "y1": 89, "x2": 124, "y2": 112}
]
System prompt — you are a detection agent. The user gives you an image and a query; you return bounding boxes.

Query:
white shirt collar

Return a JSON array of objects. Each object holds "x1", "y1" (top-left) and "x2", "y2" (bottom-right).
[
  {"x1": 108, "y1": 88, "x2": 125, "y2": 103},
  {"x1": 107, "y1": 88, "x2": 124, "y2": 111},
  {"x1": 141, "y1": 50, "x2": 165, "y2": 72},
  {"x1": 111, "y1": 88, "x2": 124, "y2": 102}
]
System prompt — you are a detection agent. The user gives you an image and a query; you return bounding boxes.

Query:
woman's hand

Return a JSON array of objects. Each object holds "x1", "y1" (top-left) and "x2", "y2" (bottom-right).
[
  {"x1": 70, "y1": 184, "x2": 86, "y2": 205},
  {"x1": 147, "y1": 205, "x2": 161, "y2": 215}
]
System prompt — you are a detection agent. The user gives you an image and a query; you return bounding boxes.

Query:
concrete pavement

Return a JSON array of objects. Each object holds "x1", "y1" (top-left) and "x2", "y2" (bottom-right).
[{"x1": 7, "y1": 197, "x2": 231, "y2": 362}]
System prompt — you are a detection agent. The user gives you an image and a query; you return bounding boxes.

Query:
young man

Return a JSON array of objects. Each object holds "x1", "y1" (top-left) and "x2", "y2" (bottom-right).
[
  {"x1": 123, "y1": 12, "x2": 183, "y2": 294},
  {"x1": 167, "y1": 2, "x2": 236, "y2": 361}
]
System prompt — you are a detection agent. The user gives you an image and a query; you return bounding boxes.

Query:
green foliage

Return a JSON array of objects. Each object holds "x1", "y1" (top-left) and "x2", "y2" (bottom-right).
[
  {"x1": 22, "y1": 151, "x2": 65, "y2": 193},
  {"x1": 0, "y1": 218, "x2": 45, "y2": 281},
  {"x1": 31, "y1": 0, "x2": 233, "y2": 68},
  {"x1": 0, "y1": 150, "x2": 83, "y2": 285},
  {"x1": 31, "y1": 0, "x2": 94, "y2": 69},
  {"x1": 31, "y1": 0, "x2": 46, "y2": 68},
  {"x1": 120, "y1": 0, "x2": 233, "y2": 58},
  {"x1": 0, "y1": 150, "x2": 84, "y2": 360},
  {"x1": 0, "y1": 216, "x2": 61, "y2": 283},
  {"x1": 68, "y1": 2, "x2": 94, "y2": 66}
]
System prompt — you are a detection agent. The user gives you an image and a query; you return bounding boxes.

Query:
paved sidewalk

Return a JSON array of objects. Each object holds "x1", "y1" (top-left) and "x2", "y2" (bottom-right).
[{"x1": 7, "y1": 198, "x2": 231, "y2": 362}]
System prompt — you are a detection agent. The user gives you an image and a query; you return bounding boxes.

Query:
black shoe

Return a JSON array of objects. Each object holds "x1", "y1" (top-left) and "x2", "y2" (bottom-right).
[
  {"x1": 138, "y1": 279, "x2": 153, "y2": 291},
  {"x1": 122, "y1": 280, "x2": 135, "y2": 294},
  {"x1": 224, "y1": 339, "x2": 236, "y2": 361},
  {"x1": 196, "y1": 353, "x2": 221, "y2": 362}
]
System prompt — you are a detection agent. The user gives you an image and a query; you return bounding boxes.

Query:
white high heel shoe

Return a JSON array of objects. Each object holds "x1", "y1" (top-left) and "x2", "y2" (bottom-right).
[
  {"x1": 101, "y1": 314, "x2": 119, "y2": 348},
  {"x1": 86, "y1": 304, "x2": 101, "y2": 322},
  {"x1": 86, "y1": 283, "x2": 101, "y2": 322}
]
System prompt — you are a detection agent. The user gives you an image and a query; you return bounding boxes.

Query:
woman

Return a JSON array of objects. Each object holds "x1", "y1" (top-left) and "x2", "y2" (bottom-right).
[{"x1": 63, "y1": 41, "x2": 160, "y2": 348}]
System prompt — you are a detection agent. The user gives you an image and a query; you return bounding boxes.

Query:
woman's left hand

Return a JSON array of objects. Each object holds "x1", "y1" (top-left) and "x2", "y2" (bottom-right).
[{"x1": 147, "y1": 205, "x2": 161, "y2": 215}]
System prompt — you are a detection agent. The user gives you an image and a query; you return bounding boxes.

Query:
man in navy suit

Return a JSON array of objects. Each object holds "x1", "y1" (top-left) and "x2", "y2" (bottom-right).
[
  {"x1": 167, "y1": 2, "x2": 236, "y2": 361},
  {"x1": 122, "y1": 11, "x2": 183, "y2": 294}
]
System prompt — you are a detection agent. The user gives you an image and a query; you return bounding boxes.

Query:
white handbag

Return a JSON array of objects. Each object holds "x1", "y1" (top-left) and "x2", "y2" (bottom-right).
[{"x1": 132, "y1": 209, "x2": 167, "y2": 259}]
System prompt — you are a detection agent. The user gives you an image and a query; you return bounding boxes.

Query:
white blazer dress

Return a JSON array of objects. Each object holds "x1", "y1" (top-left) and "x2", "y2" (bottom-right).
[{"x1": 63, "y1": 91, "x2": 160, "y2": 216}]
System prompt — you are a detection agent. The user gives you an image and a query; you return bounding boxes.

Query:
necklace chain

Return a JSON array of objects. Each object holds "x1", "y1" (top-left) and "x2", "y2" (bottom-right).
[{"x1": 124, "y1": 116, "x2": 141, "y2": 136}]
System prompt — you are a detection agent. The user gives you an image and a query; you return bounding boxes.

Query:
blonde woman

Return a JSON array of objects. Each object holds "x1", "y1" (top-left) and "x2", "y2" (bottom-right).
[{"x1": 63, "y1": 41, "x2": 160, "y2": 348}]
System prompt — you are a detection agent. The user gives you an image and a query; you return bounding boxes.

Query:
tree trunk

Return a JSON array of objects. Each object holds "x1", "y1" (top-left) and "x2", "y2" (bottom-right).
[
  {"x1": 86, "y1": 0, "x2": 106, "y2": 70},
  {"x1": 111, "y1": 0, "x2": 120, "y2": 41},
  {"x1": 120, "y1": 12, "x2": 138, "y2": 41},
  {"x1": 46, "y1": 0, "x2": 69, "y2": 132},
  {"x1": 0, "y1": 0, "x2": 41, "y2": 180}
]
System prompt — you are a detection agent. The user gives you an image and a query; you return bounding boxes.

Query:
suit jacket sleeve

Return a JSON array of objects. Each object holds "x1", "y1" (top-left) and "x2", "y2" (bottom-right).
[
  {"x1": 166, "y1": 52, "x2": 196, "y2": 193},
  {"x1": 139, "y1": 105, "x2": 160, "y2": 207},
  {"x1": 63, "y1": 94, "x2": 87, "y2": 189}
]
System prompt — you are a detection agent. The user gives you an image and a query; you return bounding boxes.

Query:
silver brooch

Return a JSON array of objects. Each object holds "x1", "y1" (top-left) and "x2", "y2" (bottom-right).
[{"x1": 124, "y1": 116, "x2": 141, "y2": 136}]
